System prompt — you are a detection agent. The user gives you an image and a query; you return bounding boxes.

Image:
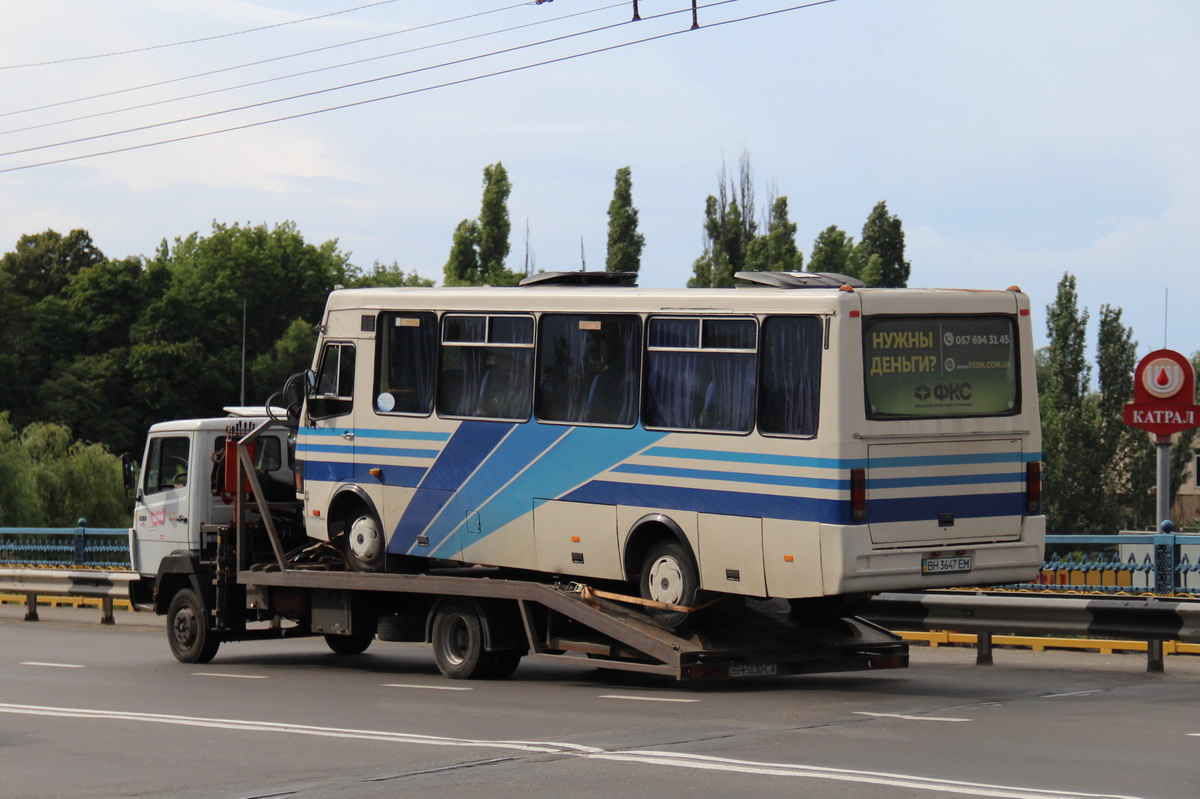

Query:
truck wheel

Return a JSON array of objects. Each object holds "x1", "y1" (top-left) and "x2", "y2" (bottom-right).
[
  {"x1": 324, "y1": 633, "x2": 374, "y2": 655},
  {"x1": 639, "y1": 540, "x2": 702, "y2": 630},
  {"x1": 345, "y1": 510, "x2": 385, "y2": 572},
  {"x1": 431, "y1": 601, "x2": 487, "y2": 679},
  {"x1": 167, "y1": 588, "x2": 220, "y2": 664},
  {"x1": 479, "y1": 650, "x2": 523, "y2": 679}
]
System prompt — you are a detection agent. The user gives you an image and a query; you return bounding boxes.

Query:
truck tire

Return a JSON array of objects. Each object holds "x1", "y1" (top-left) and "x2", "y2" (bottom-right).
[
  {"x1": 639, "y1": 540, "x2": 703, "y2": 630},
  {"x1": 167, "y1": 588, "x2": 220, "y2": 664},
  {"x1": 479, "y1": 650, "x2": 523, "y2": 679},
  {"x1": 431, "y1": 600, "x2": 487, "y2": 679},
  {"x1": 345, "y1": 509, "x2": 385, "y2": 573},
  {"x1": 324, "y1": 633, "x2": 374, "y2": 655}
]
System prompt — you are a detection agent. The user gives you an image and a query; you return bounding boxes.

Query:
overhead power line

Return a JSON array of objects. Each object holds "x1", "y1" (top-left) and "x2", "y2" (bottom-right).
[
  {"x1": 0, "y1": 2, "x2": 627, "y2": 139},
  {"x1": 0, "y1": 0, "x2": 408, "y2": 70},
  {"x1": 0, "y1": 1, "x2": 533, "y2": 119},
  {"x1": 0, "y1": 0, "x2": 839, "y2": 175}
]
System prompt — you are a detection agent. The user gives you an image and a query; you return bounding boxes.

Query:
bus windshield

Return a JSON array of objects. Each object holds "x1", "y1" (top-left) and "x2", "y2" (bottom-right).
[{"x1": 863, "y1": 315, "x2": 1019, "y2": 419}]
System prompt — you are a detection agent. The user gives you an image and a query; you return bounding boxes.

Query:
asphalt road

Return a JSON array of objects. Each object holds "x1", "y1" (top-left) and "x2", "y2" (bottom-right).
[{"x1": 2, "y1": 604, "x2": 1197, "y2": 799}]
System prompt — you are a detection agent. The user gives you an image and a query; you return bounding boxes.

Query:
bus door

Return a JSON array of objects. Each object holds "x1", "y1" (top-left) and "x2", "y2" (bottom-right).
[{"x1": 302, "y1": 341, "x2": 358, "y2": 535}]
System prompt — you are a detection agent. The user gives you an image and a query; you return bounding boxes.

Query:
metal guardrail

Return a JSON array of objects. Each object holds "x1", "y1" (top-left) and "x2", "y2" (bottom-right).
[
  {"x1": 0, "y1": 568, "x2": 137, "y2": 624},
  {"x1": 4, "y1": 526, "x2": 1200, "y2": 672},
  {"x1": 862, "y1": 591, "x2": 1200, "y2": 672}
]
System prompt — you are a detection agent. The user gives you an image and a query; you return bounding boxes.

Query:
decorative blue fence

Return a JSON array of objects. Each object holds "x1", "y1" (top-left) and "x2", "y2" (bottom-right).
[
  {"x1": 0, "y1": 526, "x2": 1198, "y2": 598},
  {"x1": 1001, "y1": 533, "x2": 1200, "y2": 597},
  {"x1": 0, "y1": 522, "x2": 130, "y2": 570}
]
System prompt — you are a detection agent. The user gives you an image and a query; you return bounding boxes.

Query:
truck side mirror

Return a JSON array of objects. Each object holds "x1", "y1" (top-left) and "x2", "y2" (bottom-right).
[{"x1": 121, "y1": 452, "x2": 137, "y2": 496}]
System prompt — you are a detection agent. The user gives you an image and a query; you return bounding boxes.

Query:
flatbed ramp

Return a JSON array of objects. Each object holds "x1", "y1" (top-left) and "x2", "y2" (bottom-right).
[{"x1": 237, "y1": 568, "x2": 908, "y2": 681}]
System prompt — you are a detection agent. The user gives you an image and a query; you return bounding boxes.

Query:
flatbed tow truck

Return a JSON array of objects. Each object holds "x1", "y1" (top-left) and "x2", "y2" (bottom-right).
[{"x1": 131, "y1": 414, "x2": 908, "y2": 682}]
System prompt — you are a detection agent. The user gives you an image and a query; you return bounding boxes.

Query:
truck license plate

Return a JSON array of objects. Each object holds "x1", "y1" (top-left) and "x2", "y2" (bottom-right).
[
  {"x1": 922, "y1": 555, "x2": 972, "y2": 575},
  {"x1": 729, "y1": 663, "x2": 778, "y2": 678}
]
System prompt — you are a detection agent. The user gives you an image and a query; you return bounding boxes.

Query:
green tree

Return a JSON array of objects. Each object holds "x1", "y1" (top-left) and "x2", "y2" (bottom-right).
[
  {"x1": 605, "y1": 166, "x2": 645, "y2": 273},
  {"x1": 808, "y1": 225, "x2": 859, "y2": 277},
  {"x1": 0, "y1": 413, "x2": 40, "y2": 526},
  {"x1": 1041, "y1": 273, "x2": 1101, "y2": 532},
  {"x1": 744, "y1": 195, "x2": 802, "y2": 273},
  {"x1": 690, "y1": 154, "x2": 757, "y2": 288},
  {"x1": 0, "y1": 414, "x2": 126, "y2": 527},
  {"x1": 131, "y1": 221, "x2": 349, "y2": 420},
  {"x1": 444, "y1": 163, "x2": 519, "y2": 286},
  {"x1": 0, "y1": 228, "x2": 105, "y2": 301},
  {"x1": 858, "y1": 200, "x2": 910, "y2": 287},
  {"x1": 347, "y1": 261, "x2": 435, "y2": 288}
]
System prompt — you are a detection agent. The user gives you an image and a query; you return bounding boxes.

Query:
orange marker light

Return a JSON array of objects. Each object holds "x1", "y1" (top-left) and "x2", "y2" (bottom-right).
[
  {"x1": 783, "y1": 555, "x2": 794, "y2": 563},
  {"x1": 369, "y1": 467, "x2": 383, "y2": 478},
  {"x1": 571, "y1": 536, "x2": 580, "y2": 543}
]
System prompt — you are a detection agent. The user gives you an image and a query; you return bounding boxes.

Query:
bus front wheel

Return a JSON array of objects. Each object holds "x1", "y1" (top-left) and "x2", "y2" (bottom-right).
[{"x1": 344, "y1": 510, "x2": 385, "y2": 573}]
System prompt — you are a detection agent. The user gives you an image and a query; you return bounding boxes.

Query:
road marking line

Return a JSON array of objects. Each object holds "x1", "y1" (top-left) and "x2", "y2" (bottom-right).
[
  {"x1": 192, "y1": 672, "x2": 268, "y2": 679},
  {"x1": 383, "y1": 683, "x2": 473, "y2": 692},
  {"x1": 20, "y1": 662, "x2": 85, "y2": 668},
  {"x1": 599, "y1": 694, "x2": 700, "y2": 704},
  {"x1": 854, "y1": 711, "x2": 971, "y2": 722},
  {"x1": 0, "y1": 703, "x2": 1143, "y2": 799},
  {"x1": 1042, "y1": 690, "x2": 1103, "y2": 698}
]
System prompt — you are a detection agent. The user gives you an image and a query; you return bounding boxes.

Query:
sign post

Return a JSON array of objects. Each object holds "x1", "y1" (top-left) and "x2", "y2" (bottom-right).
[{"x1": 1122, "y1": 349, "x2": 1200, "y2": 524}]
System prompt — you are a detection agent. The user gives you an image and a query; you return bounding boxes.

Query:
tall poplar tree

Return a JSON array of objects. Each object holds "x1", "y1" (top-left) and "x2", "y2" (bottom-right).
[
  {"x1": 858, "y1": 201, "x2": 910, "y2": 287},
  {"x1": 443, "y1": 162, "x2": 519, "y2": 286},
  {"x1": 605, "y1": 166, "x2": 644, "y2": 273}
]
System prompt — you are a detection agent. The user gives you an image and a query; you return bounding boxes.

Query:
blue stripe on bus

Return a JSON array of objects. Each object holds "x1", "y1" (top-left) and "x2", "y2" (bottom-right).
[
  {"x1": 868, "y1": 492, "x2": 1027, "y2": 522},
  {"x1": 869, "y1": 473, "x2": 1025, "y2": 489},
  {"x1": 563, "y1": 480, "x2": 851, "y2": 524},
  {"x1": 644, "y1": 447, "x2": 1042, "y2": 470},
  {"x1": 563, "y1": 481, "x2": 1026, "y2": 525},
  {"x1": 425, "y1": 424, "x2": 667, "y2": 558},
  {"x1": 303, "y1": 460, "x2": 427, "y2": 487},
  {"x1": 422, "y1": 422, "x2": 569, "y2": 556},
  {"x1": 644, "y1": 447, "x2": 862, "y2": 470},
  {"x1": 389, "y1": 421, "x2": 516, "y2": 553},
  {"x1": 299, "y1": 443, "x2": 440, "y2": 459},
  {"x1": 300, "y1": 426, "x2": 451, "y2": 442},
  {"x1": 611, "y1": 463, "x2": 847, "y2": 491}
]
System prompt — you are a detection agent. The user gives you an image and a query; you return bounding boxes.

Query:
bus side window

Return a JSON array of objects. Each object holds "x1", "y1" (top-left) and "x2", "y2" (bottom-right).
[
  {"x1": 536, "y1": 314, "x2": 640, "y2": 426},
  {"x1": 758, "y1": 316, "x2": 822, "y2": 437},
  {"x1": 644, "y1": 317, "x2": 756, "y2": 432},
  {"x1": 438, "y1": 315, "x2": 533, "y2": 421},
  {"x1": 376, "y1": 312, "x2": 437, "y2": 415}
]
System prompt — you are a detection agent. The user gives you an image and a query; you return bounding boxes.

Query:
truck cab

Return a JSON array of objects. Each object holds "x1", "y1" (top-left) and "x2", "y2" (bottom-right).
[{"x1": 128, "y1": 409, "x2": 294, "y2": 606}]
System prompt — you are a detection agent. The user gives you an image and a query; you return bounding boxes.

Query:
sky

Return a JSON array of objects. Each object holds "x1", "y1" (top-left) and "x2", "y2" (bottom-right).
[{"x1": 1, "y1": 0, "x2": 1197, "y2": 360}]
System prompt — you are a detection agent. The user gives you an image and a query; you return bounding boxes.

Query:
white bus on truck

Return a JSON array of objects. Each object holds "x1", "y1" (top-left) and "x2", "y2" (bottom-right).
[{"x1": 129, "y1": 271, "x2": 1044, "y2": 680}]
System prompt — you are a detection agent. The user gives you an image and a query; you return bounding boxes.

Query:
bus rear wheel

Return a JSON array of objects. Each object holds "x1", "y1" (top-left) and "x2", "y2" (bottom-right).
[{"x1": 639, "y1": 540, "x2": 703, "y2": 630}]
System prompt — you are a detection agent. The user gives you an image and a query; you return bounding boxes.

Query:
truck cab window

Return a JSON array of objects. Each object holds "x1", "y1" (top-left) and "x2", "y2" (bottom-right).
[{"x1": 145, "y1": 436, "x2": 190, "y2": 494}]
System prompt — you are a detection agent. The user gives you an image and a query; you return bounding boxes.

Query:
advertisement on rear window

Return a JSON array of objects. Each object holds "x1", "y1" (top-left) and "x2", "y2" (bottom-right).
[{"x1": 863, "y1": 315, "x2": 1018, "y2": 418}]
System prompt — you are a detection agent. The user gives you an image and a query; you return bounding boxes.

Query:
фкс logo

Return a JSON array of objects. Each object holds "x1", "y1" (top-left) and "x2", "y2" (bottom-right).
[{"x1": 1142, "y1": 358, "x2": 1184, "y2": 399}]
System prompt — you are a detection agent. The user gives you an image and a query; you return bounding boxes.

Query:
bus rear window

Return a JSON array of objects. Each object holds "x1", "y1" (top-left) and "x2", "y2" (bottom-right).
[{"x1": 863, "y1": 315, "x2": 1018, "y2": 419}]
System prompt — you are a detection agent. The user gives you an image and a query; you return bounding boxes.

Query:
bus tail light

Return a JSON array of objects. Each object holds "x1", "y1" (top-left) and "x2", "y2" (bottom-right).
[
  {"x1": 1026, "y1": 461, "x2": 1041, "y2": 514},
  {"x1": 850, "y1": 468, "x2": 867, "y2": 522}
]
